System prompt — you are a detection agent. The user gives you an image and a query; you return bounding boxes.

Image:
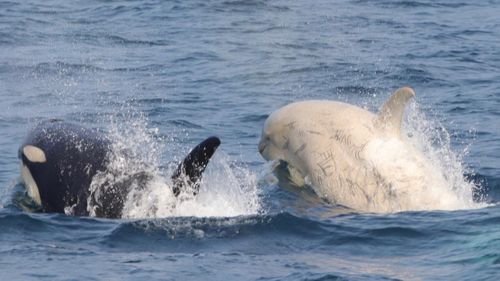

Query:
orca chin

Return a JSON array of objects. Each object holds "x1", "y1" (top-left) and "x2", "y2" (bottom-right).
[{"x1": 18, "y1": 119, "x2": 221, "y2": 218}]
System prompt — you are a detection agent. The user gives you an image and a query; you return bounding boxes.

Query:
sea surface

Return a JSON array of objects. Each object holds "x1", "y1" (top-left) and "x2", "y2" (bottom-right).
[{"x1": 1, "y1": 0, "x2": 500, "y2": 280}]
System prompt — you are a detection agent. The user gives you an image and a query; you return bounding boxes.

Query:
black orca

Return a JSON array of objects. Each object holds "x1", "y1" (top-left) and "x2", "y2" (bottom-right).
[{"x1": 18, "y1": 120, "x2": 221, "y2": 218}]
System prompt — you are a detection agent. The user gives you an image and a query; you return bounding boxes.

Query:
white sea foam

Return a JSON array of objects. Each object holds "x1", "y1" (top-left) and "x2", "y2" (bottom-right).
[
  {"x1": 400, "y1": 101, "x2": 486, "y2": 210},
  {"x1": 347, "y1": 100, "x2": 485, "y2": 212},
  {"x1": 88, "y1": 113, "x2": 261, "y2": 219},
  {"x1": 123, "y1": 152, "x2": 261, "y2": 218}
]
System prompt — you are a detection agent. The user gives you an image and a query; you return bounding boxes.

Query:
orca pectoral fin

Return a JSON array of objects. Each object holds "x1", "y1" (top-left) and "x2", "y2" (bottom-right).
[{"x1": 171, "y1": 136, "x2": 221, "y2": 196}]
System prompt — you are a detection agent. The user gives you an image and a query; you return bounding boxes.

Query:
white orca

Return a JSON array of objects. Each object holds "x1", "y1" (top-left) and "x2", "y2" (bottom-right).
[
  {"x1": 19, "y1": 120, "x2": 220, "y2": 218},
  {"x1": 258, "y1": 87, "x2": 464, "y2": 213}
]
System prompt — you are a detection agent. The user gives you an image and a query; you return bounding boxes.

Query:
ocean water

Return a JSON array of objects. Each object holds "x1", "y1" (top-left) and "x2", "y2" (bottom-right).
[{"x1": 1, "y1": 0, "x2": 500, "y2": 280}]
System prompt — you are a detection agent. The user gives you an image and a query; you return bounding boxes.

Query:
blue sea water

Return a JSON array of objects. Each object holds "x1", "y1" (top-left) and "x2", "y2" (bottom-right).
[{"x1": 1, "y1": 0, "x2": 500, "y2": 280}]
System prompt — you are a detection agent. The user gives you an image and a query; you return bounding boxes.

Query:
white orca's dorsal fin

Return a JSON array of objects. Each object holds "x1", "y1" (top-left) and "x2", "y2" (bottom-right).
[{"x1": 375, "y1": 87, "x2": 415, "y2": 136}]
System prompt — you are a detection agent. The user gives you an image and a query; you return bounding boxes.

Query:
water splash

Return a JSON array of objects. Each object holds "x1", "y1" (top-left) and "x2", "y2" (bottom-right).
[
  {"x1": 353, "y1": 99, "x2": 487, "y2": 212},
  {"x1": 88, "y1": 113, "x2": 261, "y2": 219},
  {"x1": 400, "y1": 100, "x2": 486, "y2": 210},
  {"x1": 143, "y1": 152, "x2": 261, "y2": 218}
]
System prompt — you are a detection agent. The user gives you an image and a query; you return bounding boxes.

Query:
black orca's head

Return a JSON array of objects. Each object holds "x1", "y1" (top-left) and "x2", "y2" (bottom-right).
[{"x1": 18, "y1": 120, "x2": 112, "y2": 215}]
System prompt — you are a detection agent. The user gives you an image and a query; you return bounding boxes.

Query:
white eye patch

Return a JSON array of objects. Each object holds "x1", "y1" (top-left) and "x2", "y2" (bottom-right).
[{"x1": 23, "y1": 145, "x2": 47, "y2": 163}]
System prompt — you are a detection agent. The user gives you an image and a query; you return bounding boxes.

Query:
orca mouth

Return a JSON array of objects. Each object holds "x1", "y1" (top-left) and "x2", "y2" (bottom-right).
[{"x1": 258, "y1": 141, "x2": 265, "y2": 154}]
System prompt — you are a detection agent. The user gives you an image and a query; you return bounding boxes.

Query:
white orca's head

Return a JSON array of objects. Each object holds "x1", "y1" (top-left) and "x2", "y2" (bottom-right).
[
  {"x1": 258, "y1": 109, "x2": 292, "y2": 161},
  {"x1": 19, "y1": 145, "x2": 46, "y2": 206}
]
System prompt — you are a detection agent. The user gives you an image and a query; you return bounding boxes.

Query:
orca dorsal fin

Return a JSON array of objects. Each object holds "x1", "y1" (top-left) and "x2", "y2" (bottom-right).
[
  {"x1": 171, "y1": 136, "x2": 221, "y2": 197},
  {"x1": 375, "y1": 87, "x2": 415, "y2": 136}
]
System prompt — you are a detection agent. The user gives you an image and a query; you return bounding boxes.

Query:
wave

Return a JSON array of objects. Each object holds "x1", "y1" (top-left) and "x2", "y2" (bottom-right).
[
  {"x1": 352, "y1": 0, "x2": 467, "y2": 9},
  {"x1": 0, "y1": 208, "x2": 116, "y2": 236},
  {"x1": 218, "y1": 0, "x2": 290, "y2": 12},
  {"x1": 5, "y1": 61, "x2": 174, "y2": 78},
  {"x1": 4, "y1": 206, "x2": 499, "y2": 251}
]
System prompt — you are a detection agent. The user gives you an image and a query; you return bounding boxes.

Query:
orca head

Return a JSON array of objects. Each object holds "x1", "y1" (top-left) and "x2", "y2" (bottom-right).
[{"x1": 258, "y1": 112, "x2": 289, "y2": 161}]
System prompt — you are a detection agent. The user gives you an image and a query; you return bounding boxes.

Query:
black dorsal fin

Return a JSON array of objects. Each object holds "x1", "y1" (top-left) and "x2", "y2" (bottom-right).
[{"x1": 171, "y1": 136, "x2": 221, "y2": 196}]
